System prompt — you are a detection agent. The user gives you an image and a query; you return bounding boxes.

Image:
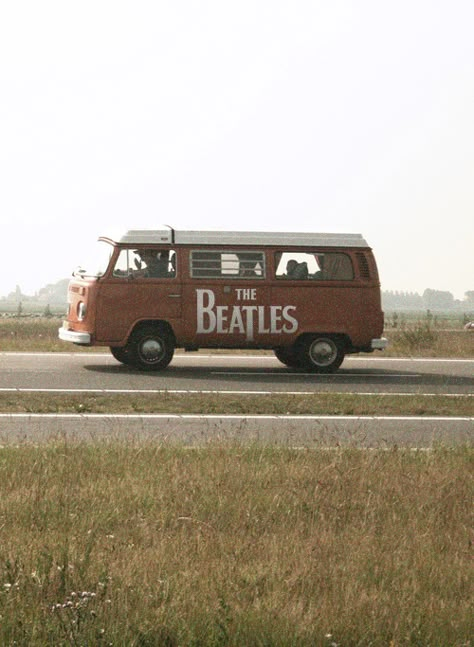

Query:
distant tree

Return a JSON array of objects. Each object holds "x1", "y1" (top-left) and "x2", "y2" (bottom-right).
[
  {"x1": 43, "y1": 303, "x2": 53, "y2": 317},
  {"x1": 382, "y1": 290, "x2": 423, "y2": 309},
  {"x1": 37, "y1": 279, "x2": 69, "y2": 304},
  {"x1": 422, "y1": 289, "x2": 454, "y2": 310},
  {"x1": 464, "y1": 291, "x2": 474, "y2": 306}
]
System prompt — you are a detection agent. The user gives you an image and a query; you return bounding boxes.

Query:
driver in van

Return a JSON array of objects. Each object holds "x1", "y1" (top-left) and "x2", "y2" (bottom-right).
[{"x1": 135, "y1": 249, "x2": 171, "y2": 277}]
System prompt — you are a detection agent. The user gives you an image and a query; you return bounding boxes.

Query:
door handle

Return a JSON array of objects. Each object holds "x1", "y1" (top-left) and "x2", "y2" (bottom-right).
[{"x1": 168, "y1": 294, "x2": 181, "y2": 298}]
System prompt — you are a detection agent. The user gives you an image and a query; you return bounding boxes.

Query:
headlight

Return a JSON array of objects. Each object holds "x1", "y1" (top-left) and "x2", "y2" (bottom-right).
[{"x1": 77, "y1": 302, "x2": 87, "y2": 321}]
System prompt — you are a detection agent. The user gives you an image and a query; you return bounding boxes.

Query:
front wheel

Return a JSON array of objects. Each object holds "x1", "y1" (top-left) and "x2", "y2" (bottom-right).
[
  {"x1": 297, "y1": 336, "x2": 345, "y2": 373},
  {"x1": 109, "y1": 346, "x2": 132, "y2": 365},
  {"x1": 128, "y1": 324, "x2": 174, "y2": 371}
]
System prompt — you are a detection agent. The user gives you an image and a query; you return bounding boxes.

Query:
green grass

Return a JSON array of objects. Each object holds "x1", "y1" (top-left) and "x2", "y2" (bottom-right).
[{"x1": 0, "y1": 443, "x2": 472, "y2": 646}]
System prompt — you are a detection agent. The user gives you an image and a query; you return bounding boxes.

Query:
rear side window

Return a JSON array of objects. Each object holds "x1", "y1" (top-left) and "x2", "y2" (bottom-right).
[
  {"x1": 190, "y1": 250, "x2": 265, "y2": 279},
  {"x1": 356, "y1": 251, "x2": 377, "y2": 281},
  {"x1": 275, "y1": 252, "x2": 354, "y2": 280}
]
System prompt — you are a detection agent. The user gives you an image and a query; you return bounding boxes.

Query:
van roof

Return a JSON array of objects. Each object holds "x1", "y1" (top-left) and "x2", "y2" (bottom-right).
[{"x1": 100, "y1": 226, "x2": 369, "y2": 248}]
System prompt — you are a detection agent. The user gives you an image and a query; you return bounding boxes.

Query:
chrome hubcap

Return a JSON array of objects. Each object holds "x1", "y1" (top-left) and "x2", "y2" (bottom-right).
[
  {"x1": 309, "y1": 339, "x2": 337, "y2": 366},
  {"x1": 140, "y1": 338, "x2": 164, "y2": 362}
]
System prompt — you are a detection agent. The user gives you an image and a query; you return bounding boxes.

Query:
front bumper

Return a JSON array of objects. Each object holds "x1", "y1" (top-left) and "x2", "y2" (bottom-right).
[
  {"x1": 58, "y1": 326, "x2": 91, "y2": 345},
  {"x1": 371, "y1": 337, "x2": 388, "y2": 350}
]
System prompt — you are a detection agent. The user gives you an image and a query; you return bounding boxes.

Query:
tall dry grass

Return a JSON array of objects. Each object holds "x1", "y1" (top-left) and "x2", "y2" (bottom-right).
[
  {"x1": 0, "y1": 317, "x2": 67, "y2": 352},
  {"x1": 1, "y1": 316, "x2": 474, "y2": 357},
  {"x1": 385, "y1": 325, "x2": 474, "y2": 358},
  {"x1": 0, "y1": 442, "x2": 472, "y2": 645}
]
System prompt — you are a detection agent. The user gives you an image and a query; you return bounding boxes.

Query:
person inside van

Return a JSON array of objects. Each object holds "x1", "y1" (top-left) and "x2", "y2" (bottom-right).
[
  {"x1": 285, "y1": 259, "x2": 298, "y2": 277},
  {"x1": 293, "y1": 261, "x2": 308, "y2": 279},
  {"x1": 135, "y1": 249, "x2": 171, "y2": 278},
  {"x1": 285, "y1": 259, "x2": 308, "y2": 279}
]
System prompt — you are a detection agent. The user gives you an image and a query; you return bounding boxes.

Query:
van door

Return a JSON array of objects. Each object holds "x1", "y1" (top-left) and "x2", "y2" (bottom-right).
[{"x1": 95, "y1": 248, "x2": 181, "y2": 344}]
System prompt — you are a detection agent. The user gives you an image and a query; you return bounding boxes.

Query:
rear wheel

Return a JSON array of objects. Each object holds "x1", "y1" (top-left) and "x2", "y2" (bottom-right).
[
  {"x1": 273, "y1": 346, "x2": 301, "y2": 368},
  {"x1": 297, "y1": 335, "x2": 345, "y2": 373},
  {"x1": 128, "y1": 324, "x2": 174, "y2": 371}
]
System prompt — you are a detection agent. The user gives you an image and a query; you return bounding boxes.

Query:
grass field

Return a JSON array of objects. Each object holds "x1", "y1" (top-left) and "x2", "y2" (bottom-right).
[
  {"x1": 1, "y1": 318, "x2": 472, "y2": 645},
  {"x1": 0, "y1": 443, "x2": 472, "y2": 646}
]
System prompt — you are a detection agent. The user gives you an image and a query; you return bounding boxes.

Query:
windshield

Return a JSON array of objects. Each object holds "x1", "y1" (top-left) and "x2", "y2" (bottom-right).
[{"x1": 73, "y1": 240, "x2": 114, "y2": 278}]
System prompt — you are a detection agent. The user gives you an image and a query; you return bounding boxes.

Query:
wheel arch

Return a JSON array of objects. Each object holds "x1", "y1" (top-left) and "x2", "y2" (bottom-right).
[
  {"x1": 295, "y1": 331, "x2": 352, "y2": 351},
  {"x1": 129, "y1": 319, "x2": 176, "y2": 345}
]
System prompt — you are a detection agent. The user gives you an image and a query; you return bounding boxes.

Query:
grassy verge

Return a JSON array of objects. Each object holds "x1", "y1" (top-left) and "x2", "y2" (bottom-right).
[
  {"x1": 0, "y1": 443, "x2": 472, "y2": 646},
  {"x1": 1, "y1": 392, "x2": 472, "y2": 416},
  {"x1": 1, "y1": 317, "x2": 474, "y2": 357},
  {"x1": 385, "y1": 325, "x2": 474, "y2": 357},
  {"x1": 0, "y1": 317, "x2": 67, "y2": 352}
]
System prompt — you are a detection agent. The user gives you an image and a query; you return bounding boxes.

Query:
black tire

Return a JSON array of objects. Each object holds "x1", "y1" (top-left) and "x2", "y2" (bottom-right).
[
  {"x1": 109, "y1": 346, "x2": 132, "y2": 365},
  {"x1": 128, "y1": 324, "x2": 174, "y2": 371},
  {"x1": 297, "y1": 335, "x2": 345, "y2": 373},
  {"x1": 273, "y1": 346, "x2": 301, "y2": 368}
]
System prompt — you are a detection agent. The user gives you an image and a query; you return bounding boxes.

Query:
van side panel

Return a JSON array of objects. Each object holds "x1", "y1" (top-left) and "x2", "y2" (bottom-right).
[
  {"x1": 269, "y1": 284, "x2": 384, "y2": 348},
  {"x1": 270, "y1": 248, "x2": 383, "y2": 350},
  {"x1": 94, "y1": 279, "x2": 182, "y2": 343}
]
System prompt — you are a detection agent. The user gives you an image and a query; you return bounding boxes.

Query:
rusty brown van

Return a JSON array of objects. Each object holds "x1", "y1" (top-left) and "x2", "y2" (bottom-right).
[{"x1": 59, "y1": 226, "x2": 387, "y2": 372}]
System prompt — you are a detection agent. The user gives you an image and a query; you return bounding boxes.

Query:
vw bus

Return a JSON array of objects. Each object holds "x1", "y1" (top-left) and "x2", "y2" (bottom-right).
[{"x1": 59, "y1": 226, "x2": 387, "y2": 372}]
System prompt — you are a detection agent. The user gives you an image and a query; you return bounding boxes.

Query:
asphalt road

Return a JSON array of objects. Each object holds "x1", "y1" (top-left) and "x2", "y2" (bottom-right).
[
  {"x1": 0, "y1": 352, "x2": 472, "y2": 447},
  {"x1": 0, "y1": 351, "x2": 473, "y2": 394}
]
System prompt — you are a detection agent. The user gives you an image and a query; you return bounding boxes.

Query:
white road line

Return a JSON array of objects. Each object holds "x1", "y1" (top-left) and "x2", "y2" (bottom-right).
[
  {"x1": 210, "y1": 371, "x2": 423, "y2": 377},
  {"x1": 0, "y1": 413, "x2": 472, "y2": 421},
  {"x1": 0, "y1": 388, "x2": 471, "y2": 397},
  {"x1": 1, "y1": 352, "x2": 473, "y2": 363}
]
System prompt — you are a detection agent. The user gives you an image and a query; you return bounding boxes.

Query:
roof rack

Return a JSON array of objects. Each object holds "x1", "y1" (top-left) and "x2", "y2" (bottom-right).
[{"x1": 101, "y1": 226, "x2": 369, "y2": 248}]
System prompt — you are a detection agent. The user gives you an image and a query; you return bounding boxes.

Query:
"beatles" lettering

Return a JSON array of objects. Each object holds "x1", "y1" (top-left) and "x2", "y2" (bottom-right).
[{"x1": 196, "y1": 289, "x2": 298, "y2": 341}]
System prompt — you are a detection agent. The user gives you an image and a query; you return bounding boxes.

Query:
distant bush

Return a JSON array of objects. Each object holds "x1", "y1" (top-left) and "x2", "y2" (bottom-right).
[{"x1": 398, "y1": 323, "x2": 436, "y2": 352}]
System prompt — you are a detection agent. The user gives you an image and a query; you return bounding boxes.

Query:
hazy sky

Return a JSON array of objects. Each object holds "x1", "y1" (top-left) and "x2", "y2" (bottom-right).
[{"x1": 1, "y1": 1, "x2": 473, "y2": 299}]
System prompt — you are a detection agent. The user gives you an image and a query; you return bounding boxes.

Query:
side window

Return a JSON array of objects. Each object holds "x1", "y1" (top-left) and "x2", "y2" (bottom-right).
[
  {"x1": 275, "y1": 252, "x2": 311, "y2": 279},
  {"x1": 113, "y1": 249, "x2": 176, "y2": 278},
  {"x1": 190, "y1": 250, "x2": 265, "y2": 279},
  {"x1": 275, "y1": 252, "x2": 354, "y2": 280},
  {"x1": 316, "y1": 253, "x2": 354, "y2": 280}
]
